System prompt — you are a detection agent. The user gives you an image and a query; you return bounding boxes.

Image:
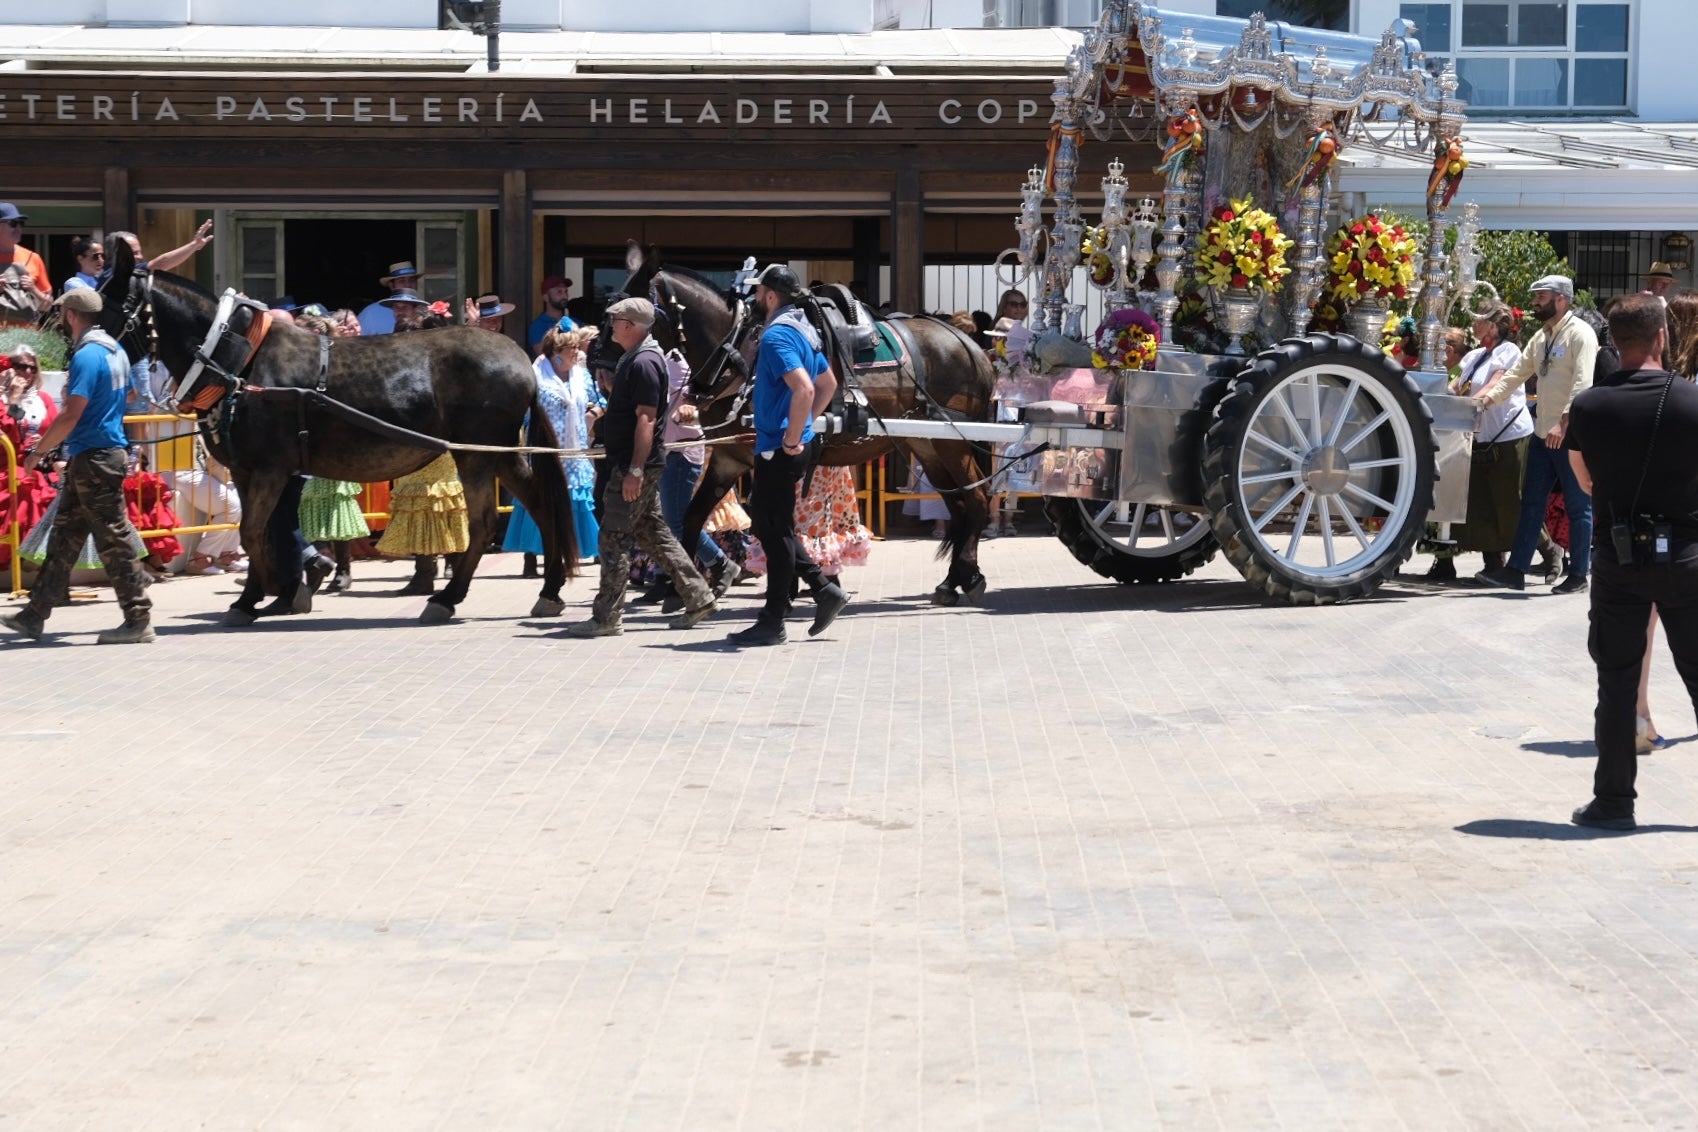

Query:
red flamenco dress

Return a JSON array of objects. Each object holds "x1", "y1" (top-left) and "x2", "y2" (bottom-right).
[
  {"x1": 1, "y1": 390, "x2": 59, "y2": 570},
  {"x1": 124, "y1": 468, "x2": 183, "y2": 562}
]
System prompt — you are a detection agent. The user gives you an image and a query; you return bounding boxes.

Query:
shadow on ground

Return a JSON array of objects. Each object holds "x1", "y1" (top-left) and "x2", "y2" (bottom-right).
[{"x1": 1456, "y1": 818, "x2": 1698, "y2": 839}]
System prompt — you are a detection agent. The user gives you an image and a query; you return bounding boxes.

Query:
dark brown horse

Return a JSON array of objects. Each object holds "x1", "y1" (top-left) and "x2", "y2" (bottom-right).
[
  {"x1": 598, "y1": 248, "x2": 997, "y2": 603},
  {"x1": 96, "y1": 242, "x2": 576, "y2": 625}
]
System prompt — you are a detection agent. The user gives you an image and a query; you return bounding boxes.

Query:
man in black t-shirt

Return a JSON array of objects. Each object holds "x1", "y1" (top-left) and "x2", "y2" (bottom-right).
[
  {"x1": 565, "y1": 297, "x2": 716, "y2": 638},
  {"x1": 1565, "y1": 293, "x2": 1698, "y2": 830}
]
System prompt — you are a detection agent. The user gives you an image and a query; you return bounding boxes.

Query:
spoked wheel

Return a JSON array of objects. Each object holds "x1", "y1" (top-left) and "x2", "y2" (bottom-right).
[
  {"x1": 1045, "y1": 496, "x2": 1218, "y2": 584},
  {"x1": 1202, "y1": 334, "x2": 1436, "y2": 605}
]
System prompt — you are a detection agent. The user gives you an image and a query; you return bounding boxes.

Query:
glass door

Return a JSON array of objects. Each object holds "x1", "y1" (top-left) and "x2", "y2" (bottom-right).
[
  {"x1": 234, "y1": 219, "x2": 285, "y2": 302},
  {"x1": 417, "y1": 220, "x2": 463, "y2": 304}
]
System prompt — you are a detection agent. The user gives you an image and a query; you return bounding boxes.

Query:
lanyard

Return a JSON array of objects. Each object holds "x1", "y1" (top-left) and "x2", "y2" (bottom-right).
[{"x1": 1538, "y1": 312, "x2": 1571, "y2": 377}]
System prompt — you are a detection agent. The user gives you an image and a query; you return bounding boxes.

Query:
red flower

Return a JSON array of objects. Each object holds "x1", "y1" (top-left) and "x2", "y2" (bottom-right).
[
  {"x1": 1218, "y1": 251, "x2": 1233, "y2": 265},
  {"x1": 1356, "y1": 279, "x2": 1371, "y2": 294},
  {"x1": 1348, "y1": 261, "x2": 1363, "y2": 276},
  {"x1": 1393, "y1": 284, "x2": 1407, "y2": 299},
  {"x1": 1231, "y1": 273, "x2": 1250, "y2": 288},
  {"x1": 1251, "y1": 230, "x2": 1264, "y2": 243},
  {"x1": 1350, "y1": 223, "x2": 1366, "y2": 236},
  {"x1": 1221, "y1": 209, "x2": 1236, "y2": 222}
]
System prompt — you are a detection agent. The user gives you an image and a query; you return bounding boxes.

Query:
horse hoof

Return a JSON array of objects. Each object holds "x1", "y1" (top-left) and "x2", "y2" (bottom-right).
[
  {"x1": 931, "y1": 587, "x2": 960, "y2": 607},
  {"x1": 530, "y1": 597, "x2": 566, "y2": 618},
  {"x1": 964, "y1": 574, "x2": 987, "y2": 603},
  {"x1": 418, "y1": 601, "x2": 455, "y2": 625},
  {"x1": 223, "y1": 606, "x2": 258, "y2": 627}
]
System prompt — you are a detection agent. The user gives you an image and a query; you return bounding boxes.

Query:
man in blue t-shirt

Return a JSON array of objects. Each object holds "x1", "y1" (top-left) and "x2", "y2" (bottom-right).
[
  {"x1": 728, "y1": 264, "x2": 848, "y2": 647},
  {"x1": 1, "y1": 289, "x2": 153, "y2": 644},
  {"x1": 527, "y1": 275, "x2": 578, "y2": 354}
]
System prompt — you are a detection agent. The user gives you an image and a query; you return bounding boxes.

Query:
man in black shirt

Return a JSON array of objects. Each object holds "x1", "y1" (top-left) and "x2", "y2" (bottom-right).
[
  {"x1": 565, "y1": 297, "x2": 716, "y2": 637},
  {"x1": 1565, "y1": 293, "x2": 1698, "y2": 830}
]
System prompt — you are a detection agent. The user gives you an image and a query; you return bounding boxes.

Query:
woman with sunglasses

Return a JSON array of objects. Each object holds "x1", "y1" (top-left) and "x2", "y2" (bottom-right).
[
  {"x1": 1, "y1": 346, "x2": 60, "y2": 569},
  {"x1": 62, "y1": 236, "x2": 105, "y2": 293}
]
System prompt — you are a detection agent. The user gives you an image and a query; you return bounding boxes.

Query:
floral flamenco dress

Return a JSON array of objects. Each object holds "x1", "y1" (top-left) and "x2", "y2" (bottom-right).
[
  {"x1": 503, "y1": 356, "x2": 601, "y2": 557},
  {"x1": 2, "y1": 389, "x2": 57, "y2": 570},
  {"x1": 745, "y1": 464, "x2": 870, "y2": 578},
  {"x1": 299, "y1": 477, "x2": 371, "y2": 543},
  {"x1": 123, "y1": 469, "x2": 183, "y2": 562},
  {"x1": 377, "y1": 453, "x2": 468, "y2": 557}
]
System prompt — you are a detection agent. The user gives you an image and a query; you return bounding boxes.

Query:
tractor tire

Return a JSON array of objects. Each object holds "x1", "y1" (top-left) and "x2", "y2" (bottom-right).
[
  {"x1": 1202, "y1": 333, "x2": 1436, "y2": 605},
  {"x1": 1045, "y1": 496, "x2": 1218, "y2": 585}
]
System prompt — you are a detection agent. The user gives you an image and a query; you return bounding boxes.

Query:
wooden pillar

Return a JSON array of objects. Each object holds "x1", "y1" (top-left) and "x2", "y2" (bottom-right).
[
  {"x1": 501, "y1": 168, "x2": 530, "y2": 348},
  {"x1": 892, "y1": 162, "x2": 923, "y2": 314},
  {"x1": 102, "y1": 166, "x2": 131, "y2": 238}
]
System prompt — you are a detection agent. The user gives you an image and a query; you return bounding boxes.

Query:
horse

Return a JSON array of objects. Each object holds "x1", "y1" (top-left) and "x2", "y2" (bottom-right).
[
  {"x1": 593, "y1": 245, "x2": 998, "y2": 604},
  {"x1": 95, "y1": 241, "x2": 577, "y2": 626}
]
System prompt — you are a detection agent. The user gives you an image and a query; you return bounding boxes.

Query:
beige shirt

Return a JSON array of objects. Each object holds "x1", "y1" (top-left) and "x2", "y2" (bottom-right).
[{"x1": 1481, "y1": 311, "x2": 1599, "y2": 438}]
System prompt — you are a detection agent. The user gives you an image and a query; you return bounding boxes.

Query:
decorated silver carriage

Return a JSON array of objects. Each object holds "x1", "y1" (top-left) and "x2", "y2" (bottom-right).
[{"x1": 990, "y1": 0, "x2": 1490, "y2": 604}]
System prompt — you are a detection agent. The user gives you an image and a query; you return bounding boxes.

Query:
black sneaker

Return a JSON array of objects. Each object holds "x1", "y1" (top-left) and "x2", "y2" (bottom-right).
[
  {"x1": 1423, "y1": 557, "x2": 1458, "y2": 583},
  {"x1": 1, "y1": 607, "x2": 45, "y2": 640},
  {"x1": 1571, "y1": 801, "x2": 1635, "y2": 831},
  {"x1": 728, "y1": 621, "x2": 787, "y2": 647},
  {"x1": 809, "y1": 583, "x2": 849, "y2": 637},
  {"x1": 1552, "y1": 574, "x2": 1589, "y2": 595},
  {"x1": 1473, "y1": 566, "x2": 1525, "y2": 591},
  {"x1": 709, "y1": 559, "x2": 743, "y2": 598}
]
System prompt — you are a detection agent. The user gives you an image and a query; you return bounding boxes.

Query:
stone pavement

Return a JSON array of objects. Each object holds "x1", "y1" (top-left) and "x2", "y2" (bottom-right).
[{"x1": 4, "y1": 533, "x2": 1698, "y2": 1130}]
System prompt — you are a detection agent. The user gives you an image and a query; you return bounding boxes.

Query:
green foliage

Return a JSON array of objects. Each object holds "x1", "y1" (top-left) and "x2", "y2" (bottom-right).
[
  {"x1": 0, "y1": 324, "x2": 68, "y2": 372},
  {"x1": 1474, "y1": 229, "x2": 1576, "y2": 314}
]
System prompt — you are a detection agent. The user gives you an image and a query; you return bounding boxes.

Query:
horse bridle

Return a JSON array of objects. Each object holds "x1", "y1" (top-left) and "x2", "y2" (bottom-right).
[{"x1": 118, "y1": 269, "x2": 158, "y2": 367}]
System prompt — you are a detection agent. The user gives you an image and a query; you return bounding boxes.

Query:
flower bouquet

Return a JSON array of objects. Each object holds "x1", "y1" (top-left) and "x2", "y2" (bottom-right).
[
  {"x1": 1194, "y1": 198, "x2": 1293, "y2": 293},
  {"x1": 1092, "y1": 307, "x2": 1161, "y2": 370},
  {"x1": 1081, "y1": 225, "x2": 1115, "y2": 287},
  {"x1": 1325, "y1": 214, "x2": 1418, "y2": 305}
]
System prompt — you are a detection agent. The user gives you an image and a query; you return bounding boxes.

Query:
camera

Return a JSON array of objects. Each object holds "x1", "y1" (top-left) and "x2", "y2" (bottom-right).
[{"x1": 1614, "y1": 515, "x2": 1675, "y2": 565}]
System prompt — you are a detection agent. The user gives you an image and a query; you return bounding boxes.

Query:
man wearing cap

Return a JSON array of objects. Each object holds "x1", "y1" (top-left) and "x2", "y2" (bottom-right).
[
  {"x1": 1645, "y1": 262, "x2": 1678, "y2": 302},
  {"x1": 565, "y1": 296, "x2": 716, "y2": 638},
  {"x1": 528, "y1": 276, "x2": 577, "y2": 354},
  {"x1": 1, "y1": 290, "x2": 153, "y2": 645},
  {"x1": 728, "y1": 264, "x2": 848, "y2": 647},
  {"x1": 1474, "y1": 273, "x2": 1600, "y2": 594},
  {"x1": 357, "y1": 261, "x2": 421, "y2": 335},
  {"x1": 0, "y1": 203, "x2": 51, "y2": 326}
]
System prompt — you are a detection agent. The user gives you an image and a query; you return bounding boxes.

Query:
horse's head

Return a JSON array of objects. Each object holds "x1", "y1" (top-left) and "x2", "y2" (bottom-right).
[{"x1": 94, "y1": 238, "x2": 153, "y2": 364}]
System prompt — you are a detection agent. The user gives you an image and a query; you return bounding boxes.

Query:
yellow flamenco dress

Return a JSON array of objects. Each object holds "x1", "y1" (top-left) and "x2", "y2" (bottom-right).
[{"x1": 377, "y1": 453, "x2": 469, "y2": 557}]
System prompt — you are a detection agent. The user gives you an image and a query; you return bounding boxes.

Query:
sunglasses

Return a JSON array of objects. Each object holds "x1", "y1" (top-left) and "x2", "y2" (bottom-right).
[
  {"x1": 3, "y1": 221, "x2": 22, "y2": 229},
  {"x1": 13, "y1": 364, "x2": 36, "y2": 373},
  {"x1": 83, "y1": 250, "x2": 105, "y2": 260}
]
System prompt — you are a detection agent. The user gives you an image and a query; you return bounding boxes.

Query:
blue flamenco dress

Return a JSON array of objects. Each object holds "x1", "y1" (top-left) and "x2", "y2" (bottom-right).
[{"x1": 503, "y1": 356, "x2": 601, "y2": 557}]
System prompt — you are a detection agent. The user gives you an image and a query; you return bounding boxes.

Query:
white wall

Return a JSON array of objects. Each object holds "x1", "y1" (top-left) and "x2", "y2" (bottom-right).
[
  {"x1": 0, "y1": 0, "x2": 104, "y2": 21},
  {"x1": 560, "y1": 0, "x2": 869, "y2": 32},
  {"x1": 1633, "y1": 0, "x2": 1694, "y2": 121},
  {"x1": 191, "y1": 0, "x2": 436, "y2": 26}
]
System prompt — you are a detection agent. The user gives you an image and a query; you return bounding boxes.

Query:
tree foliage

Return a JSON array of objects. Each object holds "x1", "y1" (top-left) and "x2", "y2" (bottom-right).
[{"x1": 1474, "y1": 229, "x2": 1581, "y2": 313}]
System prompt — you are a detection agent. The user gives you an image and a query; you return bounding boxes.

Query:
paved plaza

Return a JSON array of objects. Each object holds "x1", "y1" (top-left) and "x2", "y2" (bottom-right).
[{"x1": 4, "y1": 531, "x2": 1698, "y2": 1129}]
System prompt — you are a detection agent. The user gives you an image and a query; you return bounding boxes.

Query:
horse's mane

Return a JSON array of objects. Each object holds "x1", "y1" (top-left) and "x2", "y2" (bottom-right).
[
  {"x1": 657, "y1": 264, "x2": 737, "y2": 309},
  {"x1": 149, "y1": 269, "x2": 219, "y2": 305}
]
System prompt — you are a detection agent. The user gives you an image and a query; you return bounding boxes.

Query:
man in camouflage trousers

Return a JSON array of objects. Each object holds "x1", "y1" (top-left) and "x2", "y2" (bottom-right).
[
  {"x1": 1, "y1": 288, "x2": 153, "y2": 644},
  {"x1": 566, "y1": 297, "x2": 715, "y2": 638}
]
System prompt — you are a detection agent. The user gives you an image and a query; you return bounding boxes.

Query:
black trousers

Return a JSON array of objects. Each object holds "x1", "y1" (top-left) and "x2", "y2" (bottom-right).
[
  {"x1": 1589, "y1": 544, "x2": 1698, "y2": 811},
  {"x1": 265, "y1": 475, "x2": 314, "y2": 600},
  {"x1": 750, "y1": 449, "x2": 826, "y2": 625}
]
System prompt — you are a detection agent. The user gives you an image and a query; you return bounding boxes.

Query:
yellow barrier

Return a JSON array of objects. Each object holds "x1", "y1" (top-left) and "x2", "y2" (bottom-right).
[{"x1": 2, "y1": 430, "x2": 18, "y2": 597}]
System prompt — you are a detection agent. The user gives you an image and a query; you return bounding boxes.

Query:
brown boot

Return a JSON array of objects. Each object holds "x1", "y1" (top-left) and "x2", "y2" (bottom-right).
[{"x1": 97, "y1": 617, "x2": 155, "y2": 645}]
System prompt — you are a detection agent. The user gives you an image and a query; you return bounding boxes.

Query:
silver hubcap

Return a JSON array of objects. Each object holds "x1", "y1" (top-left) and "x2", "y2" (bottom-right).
[{"x1": 1234, "y1": 365, "x2": 1418, "y2": 578}]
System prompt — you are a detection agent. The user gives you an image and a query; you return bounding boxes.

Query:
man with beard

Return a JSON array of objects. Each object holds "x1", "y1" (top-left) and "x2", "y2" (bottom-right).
[{"x1": 1473, "y1": 275, "x2": 1599, "y2": 594}]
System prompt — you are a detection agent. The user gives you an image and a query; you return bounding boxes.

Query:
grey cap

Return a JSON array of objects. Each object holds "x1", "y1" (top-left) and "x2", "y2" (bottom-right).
[
  {"x1": 606, "y1": 296, "x2": 655, "y2": 327},
  {"x1": 53, "y1": 289, "x2": 102, "y2": 314},
  {"x1": 1530, "y1": 274, "x2": 1575, "y2": 299},
  {"x1": 755, "y1": 263, "x2": 802, "y2": 298}
]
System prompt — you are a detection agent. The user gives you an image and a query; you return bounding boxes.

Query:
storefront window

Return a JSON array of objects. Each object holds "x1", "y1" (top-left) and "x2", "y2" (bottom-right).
[
  {"x1": 1216, "y1": 0, "x2": 1349, "y2": 29},
  {"x1": 1576, "y1": 3, "x2": 1629, "y2": 51},
  {"x1": 1399, "y1": 3, "x2": 1454, "y2": 52},
  {"x1": 1422, "y1": 1, "x2": 1630, "y2": 109}
]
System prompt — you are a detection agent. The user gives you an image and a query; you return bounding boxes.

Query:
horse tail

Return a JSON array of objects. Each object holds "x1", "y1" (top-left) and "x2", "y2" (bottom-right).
[{"x1": 525, "y1": 392, "x2": 580, "y2": 581}]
